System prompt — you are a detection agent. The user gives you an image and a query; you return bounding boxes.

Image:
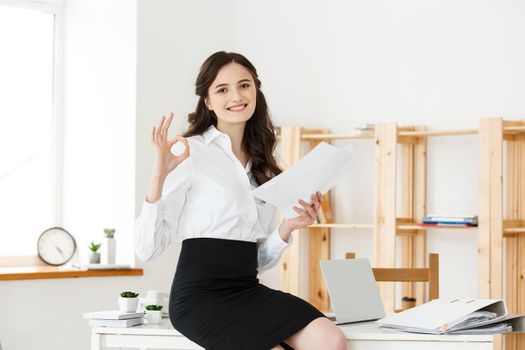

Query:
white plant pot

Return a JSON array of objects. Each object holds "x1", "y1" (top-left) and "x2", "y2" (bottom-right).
[
  {"x1": 106, "y1": 238, "x2": 116, "y2": 264},
  {"x1": 145, "y1": 310, "x2": 162, "y2": 324},
  {"x1": 119, "y1": 297, "x2": 139, "y2": 313},
  {"x1": 89, "y1": 252, "x2": 101, "y2": 264}
]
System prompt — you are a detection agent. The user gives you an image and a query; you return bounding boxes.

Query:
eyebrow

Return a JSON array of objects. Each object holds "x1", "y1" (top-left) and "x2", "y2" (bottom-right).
[{"x1": 214, "y1": 79, "x2": 252, "y2": 89}]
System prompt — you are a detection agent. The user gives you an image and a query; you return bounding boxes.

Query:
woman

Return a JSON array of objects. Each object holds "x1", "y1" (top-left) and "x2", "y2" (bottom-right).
[{"x1": 134, "y1": 51, "x2": 346, "y2": 350}]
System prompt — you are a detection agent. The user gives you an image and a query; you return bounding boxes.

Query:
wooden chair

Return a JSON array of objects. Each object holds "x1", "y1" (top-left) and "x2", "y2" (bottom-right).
[{"x1": 345, "y1": 252, "x2": 439, "y2": 306}]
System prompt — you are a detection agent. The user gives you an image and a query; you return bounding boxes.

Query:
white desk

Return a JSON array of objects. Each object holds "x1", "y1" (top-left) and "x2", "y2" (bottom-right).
[{"x1": 90, "y1": 318, "x2": 493, "y2": 350}]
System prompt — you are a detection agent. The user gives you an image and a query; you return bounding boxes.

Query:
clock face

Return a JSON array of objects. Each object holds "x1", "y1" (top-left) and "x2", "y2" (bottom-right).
[{"x1": 37, "y1": 227, "x2": 77, "y2": 266}]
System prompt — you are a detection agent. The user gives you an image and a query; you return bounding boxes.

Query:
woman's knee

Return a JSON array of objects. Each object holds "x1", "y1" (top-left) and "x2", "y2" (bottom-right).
[
  {"x1": 328, "y1": 327, "x2": 347, "y2": 350},
  {"x1": 285, "y1": 317, "x2": 346, "y2": 350},
  {"x1": 320, "y1": 323, "x2": 346, "y2": 350}
]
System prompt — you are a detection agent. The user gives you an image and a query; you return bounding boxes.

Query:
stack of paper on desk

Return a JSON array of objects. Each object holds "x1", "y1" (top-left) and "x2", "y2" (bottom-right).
[
  {"x1": 377, "y1": 299, "x2": 525, "y2": 335},
  {"x1": 252, "y1": 142, "x2": 355, "y2": 218},
  {"x1": 84, "y1": 310, "x2": 144, "y2": 328},
  {"x1": 72, "y1": 264, "x2": 132, "y2": 270}
]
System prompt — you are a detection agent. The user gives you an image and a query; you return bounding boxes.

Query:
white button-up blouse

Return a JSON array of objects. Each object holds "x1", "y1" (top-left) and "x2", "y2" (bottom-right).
[{"x1": 134, "y1": 126, "x2": 291, "y2": 272}]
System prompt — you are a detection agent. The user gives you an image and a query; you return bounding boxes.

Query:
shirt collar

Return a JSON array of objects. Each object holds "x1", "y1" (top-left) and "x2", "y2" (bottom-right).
[
  {"x1": 202, "y1": 125, "x2": 252, "y2": 173},
  {"x1": 202, "y1": 125, "x2": 223, "y2": 145}
]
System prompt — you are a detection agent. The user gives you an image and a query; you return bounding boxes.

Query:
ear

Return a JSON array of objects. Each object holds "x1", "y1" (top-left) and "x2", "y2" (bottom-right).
[{"x1": 205, "y1": 98, "x2": 213, "y2": 111}]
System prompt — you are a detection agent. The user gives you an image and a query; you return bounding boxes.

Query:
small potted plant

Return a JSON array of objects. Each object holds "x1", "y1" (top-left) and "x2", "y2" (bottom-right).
[
  {"x1": 103, "y1": 228, "x2": 116, "y2": 264},
  {"x1": 119, "y1": 291, "x2": 140, "y2": 313},
  {"x1": 144, "y1": 304, "x2": 163, "y2": 324},
  {"x1": 88, "y1": 241, "x2": 102, "y2": 264}
]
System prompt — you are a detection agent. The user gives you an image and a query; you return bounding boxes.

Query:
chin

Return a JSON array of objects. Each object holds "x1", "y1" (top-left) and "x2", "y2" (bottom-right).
[
  {"x1": 225, "y1": 115, "x2": 253, "y2": 124},
  {"x1": 222, "y1": 110, "x2": 255, "y2": 123}
]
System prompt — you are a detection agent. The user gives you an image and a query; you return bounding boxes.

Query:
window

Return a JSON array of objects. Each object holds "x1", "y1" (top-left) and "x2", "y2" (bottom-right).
[{"x1": 0, "y1": 1, "x2": 63, "y2": 257}]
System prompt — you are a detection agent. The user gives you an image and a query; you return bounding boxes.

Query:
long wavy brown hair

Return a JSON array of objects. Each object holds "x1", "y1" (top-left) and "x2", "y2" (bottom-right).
[{"x1": 183, "y1": 51, "x2": 282, "y2": 186}]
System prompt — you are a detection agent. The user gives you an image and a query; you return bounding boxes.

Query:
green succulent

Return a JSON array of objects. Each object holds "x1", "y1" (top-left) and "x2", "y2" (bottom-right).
[
  {"x1": 145, "y1": 304, "x2": 163, "y2": 311},
  {"x1": 104, "y1": 228, "x2": 115, "y2": 239},
  {"x1": 120, "y1": 291, "x2": 139, "y2": 298},
  {"x1": 88, "y1": 241, "x2": 101, "y2": 252}
]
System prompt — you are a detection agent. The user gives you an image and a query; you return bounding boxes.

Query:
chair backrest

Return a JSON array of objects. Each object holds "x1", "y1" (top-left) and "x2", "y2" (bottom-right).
[{"x1": 345, "y1": 252, "x2": 439, "y2": 302}]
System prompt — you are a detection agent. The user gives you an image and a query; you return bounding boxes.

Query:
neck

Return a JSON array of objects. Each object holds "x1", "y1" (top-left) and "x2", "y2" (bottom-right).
[{"x1": 216, "y1": 121, "x2": 246, "y2": 155}]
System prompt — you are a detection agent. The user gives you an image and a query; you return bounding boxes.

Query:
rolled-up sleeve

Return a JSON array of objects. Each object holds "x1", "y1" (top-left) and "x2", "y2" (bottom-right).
[{"x1": 134, "y1": 158, "x2": 192, "y2": 261}]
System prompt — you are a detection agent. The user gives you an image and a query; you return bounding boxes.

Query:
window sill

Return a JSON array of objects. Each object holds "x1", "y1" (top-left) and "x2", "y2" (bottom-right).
[{"x1": 0, "y1": 266, "x2": 143, "y2": 281}]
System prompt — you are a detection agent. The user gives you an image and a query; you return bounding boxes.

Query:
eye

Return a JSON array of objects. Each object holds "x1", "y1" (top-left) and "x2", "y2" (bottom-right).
[
  {"x1": 216, "y1": 88, "x2": 227, "y2": 94},
  {"x1": 240, "y1": 83, "x2": 251, "y2": 89}
]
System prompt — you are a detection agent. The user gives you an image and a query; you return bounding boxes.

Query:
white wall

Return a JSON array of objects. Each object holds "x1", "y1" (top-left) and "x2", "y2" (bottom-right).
[
  {"x1": 0, "y1": 1, "x2": 138, "y2": 349},
  {"x1": 61, "y1": 0, "x2": 137, "y2": 266},
  {"x1": 235, "y1": 0, "x2": 525, "y2": 299},
  {"x1": 133, "y1": 0, "x2": 236, "y2": 326},
  {"x1": 2, "y1": 1, "x2": 525, "y2": 349},
  {"x1": 0, "y1": 1, "x2": 235, "y2": 349}
]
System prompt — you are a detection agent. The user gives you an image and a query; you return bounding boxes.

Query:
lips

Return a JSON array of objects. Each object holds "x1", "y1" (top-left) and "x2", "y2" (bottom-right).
[{"x1": 227, "y1": 104, "x2": 247, "y2": 112}]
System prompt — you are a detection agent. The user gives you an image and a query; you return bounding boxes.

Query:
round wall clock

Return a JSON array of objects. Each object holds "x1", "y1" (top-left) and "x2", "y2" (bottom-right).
[{"x1": 37, "y1": 227, "x2": 77, "y2": 266}]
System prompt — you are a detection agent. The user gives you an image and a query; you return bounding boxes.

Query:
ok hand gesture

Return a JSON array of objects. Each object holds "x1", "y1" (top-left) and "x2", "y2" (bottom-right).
[{"x1": 151, "y1": 112, "x2": 190, "y2": 177}]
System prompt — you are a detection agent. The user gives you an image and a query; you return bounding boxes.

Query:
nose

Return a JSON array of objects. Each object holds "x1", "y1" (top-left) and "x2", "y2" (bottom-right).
[{"x1": 231, "y1": 87, "x2": 241, "y2": 102}]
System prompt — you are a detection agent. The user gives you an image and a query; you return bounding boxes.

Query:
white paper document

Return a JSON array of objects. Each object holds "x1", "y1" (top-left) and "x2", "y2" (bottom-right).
[{"x1": 251, "y1": 142, "x2": 355, "y2": 218}]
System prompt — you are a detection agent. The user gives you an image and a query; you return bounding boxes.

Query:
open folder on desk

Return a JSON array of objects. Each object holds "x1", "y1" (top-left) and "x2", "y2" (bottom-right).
[
  {"x1": 251, "y1": 142, "x2": 355, "y2": 218},
  {"x1": 377, "y1": 299, "x2": 525, "y2": 335}
]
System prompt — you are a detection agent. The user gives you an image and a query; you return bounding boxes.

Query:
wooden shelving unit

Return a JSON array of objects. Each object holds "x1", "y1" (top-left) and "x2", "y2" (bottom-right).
[
  {"x1": 277, "y1": 117, "x2": 525, "y2": 350},
  {"x1": 278, "y1": 126, "x2": 375, "y2": 311},
  {"x1": 479, "y1": 118, "x2": 525, "y2": 350}
]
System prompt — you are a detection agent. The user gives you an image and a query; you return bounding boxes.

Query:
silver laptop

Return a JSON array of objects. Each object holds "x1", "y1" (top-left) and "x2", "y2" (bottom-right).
[{"x1": 320, "y1": 258, "x2": 385, "y2": 325}]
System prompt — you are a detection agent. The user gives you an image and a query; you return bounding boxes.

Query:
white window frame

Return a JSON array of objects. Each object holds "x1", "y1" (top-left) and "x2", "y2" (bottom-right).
[{"x1": 0, "y1": 0, "x2": 64, "y2": 265}]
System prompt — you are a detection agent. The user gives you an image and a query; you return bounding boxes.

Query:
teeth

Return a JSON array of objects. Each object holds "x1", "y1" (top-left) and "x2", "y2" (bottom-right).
[{"x1": 228, "y1": 104, "x2": 246, "y2": 111}]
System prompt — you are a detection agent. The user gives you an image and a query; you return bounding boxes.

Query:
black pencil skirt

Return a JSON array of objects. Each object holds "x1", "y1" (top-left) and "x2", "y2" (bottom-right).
[{"x1": 169, "y1": 237, "x2": 325, "y2": 350}]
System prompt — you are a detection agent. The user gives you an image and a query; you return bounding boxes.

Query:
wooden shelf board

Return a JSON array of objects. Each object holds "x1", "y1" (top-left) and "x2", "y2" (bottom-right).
[
  {"x1": 504, "y1": 126, "x2": 525, "y2": 132},
  {"x1": 301, "y1": 134, "x2": 374, "y2": 140},
  {"x1": 503, "y1": 227, "x2": 525, "y2": 233},
  {"x1": 278, "y1": 126, "x2": 525, "y2": 141},
  {"x1": 399, "y1": 129, "x2": 478, "y2": 137},
  {"x1": 0, "y1": 266, "x2": 143, "y2": 281},
  {"x1": 309, "y1": 223, "x2": 374, "y2": 229},
  {"x1": 275, "y1": 123, "x2": 525, "y2": 143}
]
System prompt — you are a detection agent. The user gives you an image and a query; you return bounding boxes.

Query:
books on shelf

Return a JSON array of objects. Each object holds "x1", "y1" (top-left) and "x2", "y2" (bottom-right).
[
  {"x1": 355, "y1": 123, "x2": 374, "y2": 131},
  {"x1": 417, "y1": 223, "x2": 476, "y2": 228},
  {"x1": 320, "y1": 193, "x2": 333, "y2": 223},
  {"x1": 421, "y1": 214, "x2": 478, "y2": 227},
  {"x1": 348, "y1": 124, "x2": 374, "y2": 137},
  {"x1": 84, "y1": 310, "x2": 144, "y2": 328},
  {"x1": 315, "y1": 193, "x2": 332, "y2": 225},
  {"x1": 378, "y1": 299, "x2": 525, "y2": 335}
]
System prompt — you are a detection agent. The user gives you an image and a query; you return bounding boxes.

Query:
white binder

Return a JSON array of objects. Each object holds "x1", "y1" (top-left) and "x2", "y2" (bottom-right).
[{"x1": 377, "y1": 299, "x2": 525, "y2": 334}]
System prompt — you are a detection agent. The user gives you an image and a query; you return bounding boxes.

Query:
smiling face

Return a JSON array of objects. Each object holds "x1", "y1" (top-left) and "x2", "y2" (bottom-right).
[{"x1": 205, "y1": 62, "x2": 257, "y2": 128}]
